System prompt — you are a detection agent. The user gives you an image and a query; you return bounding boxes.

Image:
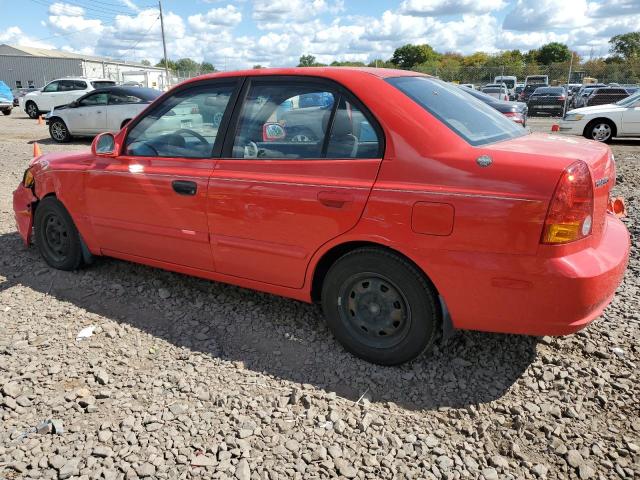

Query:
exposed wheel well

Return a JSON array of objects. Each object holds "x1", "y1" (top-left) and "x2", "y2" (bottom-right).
[
  {"x1": 310, "y1": 241, "x2": 440, "y2": 303},
  {"x1": 584, "y1": 117, "x2": 617, "y2": 138}
]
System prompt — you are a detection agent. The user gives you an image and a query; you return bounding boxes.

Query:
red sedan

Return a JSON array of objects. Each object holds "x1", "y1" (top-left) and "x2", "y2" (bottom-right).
[{"x1": 13, "y1": 68, "x2": 630, "y2": 365}]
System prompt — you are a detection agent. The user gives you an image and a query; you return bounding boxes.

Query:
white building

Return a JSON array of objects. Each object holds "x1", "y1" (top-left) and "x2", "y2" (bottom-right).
[{"x1": 0, "y1": 44, "x2": 169, "y2": 91}]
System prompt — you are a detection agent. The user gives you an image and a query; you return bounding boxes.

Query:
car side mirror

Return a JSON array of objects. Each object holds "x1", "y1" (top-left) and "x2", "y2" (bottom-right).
[
  {"x1": 69, "y1": 100, "x2": 78, "y2": 108},
  {"x1": 92, "y1": 132, "x2": 117, "y2": 157}
]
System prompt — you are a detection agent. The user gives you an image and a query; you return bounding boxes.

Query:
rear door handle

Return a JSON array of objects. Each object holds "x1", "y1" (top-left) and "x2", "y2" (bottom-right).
[
  {"x1": 317, "y1": 191, "x2": 353, "y2": 208},
  {"x1": 172, "y1": 180, "x2": 197, "y2": 196}
]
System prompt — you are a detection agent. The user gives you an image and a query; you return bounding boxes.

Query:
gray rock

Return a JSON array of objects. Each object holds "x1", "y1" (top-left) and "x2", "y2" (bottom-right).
[
  {"x1": 2, "y1": 382, "x2": 21, "y2": 398},
  {"x1": 59, "y1": 459, "x2": 80, "y2": 479},
  {"x1": 482, "y1": 467, "x2": 499, "y2": 480},
  {"x1": 567, "y1": 449, "x2": 584, "y2": 468},
  {"x1": 334, "y1": 458, "x2": 357, "y2": 478},
  {"x1": 135, "y1": 462, "x2": 156, "y2": 477},
  {"x1": 235, "y1": 458, "x2": 250, "y2": 480}
]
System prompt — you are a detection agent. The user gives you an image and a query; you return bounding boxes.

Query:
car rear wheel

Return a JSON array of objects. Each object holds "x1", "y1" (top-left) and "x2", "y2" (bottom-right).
[
  {"x1": 321, "y1": 248, "x2": 439, "y2": 365},
  {"x1": 34, "y1": 197, "x2": 83, "y2": 271},
  {"x1": 26, "y1": 101, "x2": 39, "y2": 119},
  {"x1": 49, "y1": 119, "x2": 71, "y2": 143},
  {"x1": 2, "y1": 108, "x2": 11, "y2": 116},
  {"x1": 585, "y1": 120, "x2": 614, "y2": 143}
]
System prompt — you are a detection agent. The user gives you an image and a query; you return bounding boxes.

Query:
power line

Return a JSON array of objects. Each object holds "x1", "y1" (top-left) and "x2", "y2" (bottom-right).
[{"x1": 115, "y1": 15, "x2": 159, "y2": 60}]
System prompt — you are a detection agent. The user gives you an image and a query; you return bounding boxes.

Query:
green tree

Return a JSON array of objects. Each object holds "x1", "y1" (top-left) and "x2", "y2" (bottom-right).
[
  {"x1": 252, "y1": 64, "x2": 263, "y2": 69},
  {"x1": 140, "y1": 59, "x2": 151, "y2": 66},
  {"x1": 174, "y1": 58, "x2": 200, "y2": 73},
  {"x1": 200, "y1": 61, "x2": 216, "y2": 73},
  {"x1": 330, "y1": 60, "x2": 366, "y2": 67},
  {"x1": 536, "y1": 42, "x2": 571, "y2": 65},
  {"x1": 462, "y1": 51, "x2": 490, "y2": 68},
  {"x1": 155, "y1": 58, "x2": 177, "y2": 70},
  {"x1": 609, "y1": 32, "x2": 640, "y2": 60},
  {"x1": 298, "y1": 54, "x2": 317, "y2": 67},
  {"x1": 391, "y1": 44, "x2": 439, "y2": 69}
]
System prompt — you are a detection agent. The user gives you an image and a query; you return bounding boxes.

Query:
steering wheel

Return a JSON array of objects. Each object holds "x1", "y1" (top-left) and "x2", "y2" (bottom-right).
[
  {"x1": 174, "y1": 128, "x2": 208, "y2": 145},
  {"x1": 244, "y1": 141, "x2": 259, "y2": 158}
]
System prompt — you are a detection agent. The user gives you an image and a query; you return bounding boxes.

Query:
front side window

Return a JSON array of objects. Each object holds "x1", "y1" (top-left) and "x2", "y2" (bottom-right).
[
  {"x1": 231, "y1": 80, "x2": 381, "y2": 159},
  {"x1": 388, "y1": 76, "x2": 525, "y2": 146},
  {"x1": 124, "y1": 83, "x2": 235, "y2": 158},
  {"x1": 43, "y1": 81, "x2": 59, "y2": 93},
  {"x1": 79, "y1": 92, "x2": 108, "y2": 106}
]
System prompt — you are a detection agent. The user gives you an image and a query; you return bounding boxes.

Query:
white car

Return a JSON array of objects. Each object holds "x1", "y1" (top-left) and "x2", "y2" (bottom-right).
[
  {"x1": 46, "y1": 86, "x2": 160, "y2": 142},
  {"x1": 481, "y1": 84, "x2": 510, "y2": 101},
  {"x1": 558, "y1": 90, "x2": 640, "y2": 143},
  {"x1": 19, "y1": 77, "x2": 116, "y2": 119}
]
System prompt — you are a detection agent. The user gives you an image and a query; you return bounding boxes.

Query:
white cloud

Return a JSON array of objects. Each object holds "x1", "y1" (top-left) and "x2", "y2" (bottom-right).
[
  {"x1": 48, "y1": 2, "x2": 85, "y2": 16},
  {"x1": 188, "y1": 5, "x2": 242, "y2": 31},
  {"x1": 400, "y1": 0, "x2": 507, "y2": 16},
  {"x1": 503, "y1": 0, "x2": 590, "y2": 31},
  {"x1": 0, "y1": 26, "x2": 54, "y2": 49}
]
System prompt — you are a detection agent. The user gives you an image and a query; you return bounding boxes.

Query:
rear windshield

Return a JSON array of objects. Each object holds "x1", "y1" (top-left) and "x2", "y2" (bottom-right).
[
  {"x1": 388, "y1": 76, "x2": 525, "y2": 146},
  {"x1": 496, "y1": 79, "x2": 515, "y2": 89},
  {"x1": 92, "y1": 81, "x2": 117, "y2": 89},
  {"x1": 482, "y1": 88, "x2": 502, "y2": 93},
  {"x1": 533, "y1": 87, "x2": 564, "y2": 94}
]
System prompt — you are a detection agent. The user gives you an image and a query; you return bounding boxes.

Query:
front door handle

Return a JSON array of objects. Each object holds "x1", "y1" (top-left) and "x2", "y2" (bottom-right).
[{"x1": 172, "y1": 180, "x2": 197, "y2": 196}]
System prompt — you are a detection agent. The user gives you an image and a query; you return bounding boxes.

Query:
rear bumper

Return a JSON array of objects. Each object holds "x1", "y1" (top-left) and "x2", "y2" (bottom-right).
[
  {"x1": 430, "y1": 215, "x2": 630, "y2": 336},
  {"x1": 0, "y1": 102, "x2": 12, "y2": 109},
  {"x1": 13, "y1": 184, "x2": 37, "y2": 246}
]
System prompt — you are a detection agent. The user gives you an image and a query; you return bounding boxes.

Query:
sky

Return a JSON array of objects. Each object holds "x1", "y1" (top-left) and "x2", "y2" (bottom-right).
[{"x1": 1, "y1": 0, "x2": 639, "y2": 70}]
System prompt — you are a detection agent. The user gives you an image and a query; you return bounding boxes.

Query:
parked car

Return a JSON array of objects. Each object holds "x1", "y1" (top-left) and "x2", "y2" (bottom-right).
[
  {"x1": 0, "y1": 81, "x2": 14, "y2": 115},
  {"x1": 559, "y1": 89, "x2": 640, "y2": 142},
  {"x1": 572, "y1": 84, "x2": 607, "y2": 108},
  {"x1": 494, "y1": 75, "x2": 517, "y2": 98},
  {"x1": 481, "y1": 84, "x2": 509, "y2": 101},
  {"x1": 19, "y1": 77, "x2": 117, "y2": 119},
  {"x1": 514, "y1": 83, "x2": 524, "y2": 100},
  {"x1": 524, "y1": 75, "x2": 549, "y2": 87},
  {"x1": 585, "y1": 87, "x2": 630, "y2": 107},
  {"x1": 518, "y1": 83, "x2": 541, "y2": 103},
  {"x1": 527, "y1": 86, "x2": 567, "y2": 117},
  {"x1": 459, "y1": 83, "x2": 475, "y2": 89},
  {"x1": 459, "y1": 85, "x2": 528, "y2": 126},
  {"x1": 45, "y1": 86, "x2": 161, "y2": 142},
  {"x1": 13, "y1": 68, "x2": 629, "y2": 365}
]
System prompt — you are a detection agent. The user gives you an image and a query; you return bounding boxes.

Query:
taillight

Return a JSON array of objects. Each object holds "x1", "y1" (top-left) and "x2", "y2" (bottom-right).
[
  {"x1": 542, "y1": 161, "x2": 594, "y2": 244},
  {"x1": 503, "y1": 111, "x2": 524, "y2": 124},
  {"x1": 558, "y1": 95, "x2": 566, "y2": 101}
]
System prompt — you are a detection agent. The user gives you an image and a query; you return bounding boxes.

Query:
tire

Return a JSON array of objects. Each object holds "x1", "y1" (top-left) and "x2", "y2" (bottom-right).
[
  {"x1": 26, "y1": 101, "x2": 39, "y2": 119},
  {"x1": 34, "y1": 197, "x2": 83, "y2": 271},
  {"x1": 49, "y1": 118, "x2": 71, "y2": 143},
  {"x1": 321, "y1": 248, "x2": 439, "y2": 365},
  {"x1": 2, "y1": 108, "x2": 11, "y2": 116},
  {"x1": 584, "y1": 119, "x2": 615, "y2": 143}
]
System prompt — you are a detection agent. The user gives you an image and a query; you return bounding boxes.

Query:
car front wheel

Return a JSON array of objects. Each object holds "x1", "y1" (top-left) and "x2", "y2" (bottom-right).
[
  {"x1": 2, "y1": 108, "x2": 11, "y2": 116},
  {"x1": 49, "y1": 119, "x2": 71, "y2": 143},
  {"x1": 321, "y1": 248, "x2": 439, "y2": 365},
  {"x1": 34, "y1": 197, "x2": 83, "y2": 271},
  {"x1": 26, "y1": 101, "x2": 39, "y2": 119}
]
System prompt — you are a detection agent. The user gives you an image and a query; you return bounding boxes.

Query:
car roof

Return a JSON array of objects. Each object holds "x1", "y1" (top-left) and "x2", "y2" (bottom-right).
[{"x1": 179, "y1": 67, "x2": 427, "y2": 87}]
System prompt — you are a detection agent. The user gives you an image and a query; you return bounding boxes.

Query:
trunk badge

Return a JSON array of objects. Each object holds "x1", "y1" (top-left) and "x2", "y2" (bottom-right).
[{"x1": 595, "y1": 177, "x2": 609, "y2": 188}]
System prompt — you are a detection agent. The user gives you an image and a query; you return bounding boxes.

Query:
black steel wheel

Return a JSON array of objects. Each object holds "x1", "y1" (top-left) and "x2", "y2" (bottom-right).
[
  {"x1": 322, "y1": 248, "x2": 439, "y2": 365},
  {"x1": 26, "y1": 101, "x2": 39, "y2": 119},
  {"x1": 34, "y1": 197, "x2": 83, "y2": 270}
]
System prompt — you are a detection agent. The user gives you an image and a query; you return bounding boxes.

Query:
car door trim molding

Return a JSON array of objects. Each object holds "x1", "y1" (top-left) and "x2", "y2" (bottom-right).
[{"x1": 374, "y1": 186, "x2": 541, "y2": 203}]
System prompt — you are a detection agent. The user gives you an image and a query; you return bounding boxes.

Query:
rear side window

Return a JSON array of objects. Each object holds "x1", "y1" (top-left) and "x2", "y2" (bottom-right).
[
  {"x1": 109, "y1": 92, "x2": 144, "y2": 104},
  {"x1": 231, "y1": 80, "x2": 381, "y2": 159},
  {"x1": 388, "y1": 76, "x2": 525, "y2": 146},
  {"x1": 92, "y1": 81, "x2": 116, "y2": 89}
]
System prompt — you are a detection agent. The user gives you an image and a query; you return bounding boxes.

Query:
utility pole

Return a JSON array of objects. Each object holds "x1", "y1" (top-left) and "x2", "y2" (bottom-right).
[
  {"x1": 159, "y1": 0, "x2": 170, "y2": 89},
  {"x1": 563, "y1": 52, "x2": 574, "y2": 117}
]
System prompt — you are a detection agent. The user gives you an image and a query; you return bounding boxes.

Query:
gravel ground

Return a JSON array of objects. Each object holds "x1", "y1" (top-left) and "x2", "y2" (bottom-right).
[{"x1": 1, "y1": 112, "x2": 638, "y2": 480}]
